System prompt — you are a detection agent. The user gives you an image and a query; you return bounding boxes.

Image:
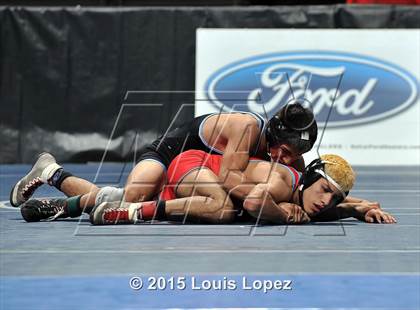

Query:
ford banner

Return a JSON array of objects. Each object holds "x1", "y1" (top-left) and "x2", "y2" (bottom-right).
[{"x1": 195, "y1": 29, "x2": 420, "y2": 165}]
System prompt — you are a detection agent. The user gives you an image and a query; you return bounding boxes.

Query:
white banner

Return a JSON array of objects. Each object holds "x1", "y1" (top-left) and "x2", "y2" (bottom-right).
[{"x1": 195, "y1": 29, "x2": 420, "y2": 166}]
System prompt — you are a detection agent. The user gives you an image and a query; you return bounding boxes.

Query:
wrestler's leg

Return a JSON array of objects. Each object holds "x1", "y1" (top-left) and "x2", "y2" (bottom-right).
[
  {"x1": 165, "y1": 168, "x2": 235, "y2": 223},
  {"x1": 20, "y1": 184, "x2": 124, "y2": 222},
  {"x1": 37, "y1": 170, "x2": 100, "y2": 213},
  {"x1": 90, "y1": 168, "x2": 236, "y2": 225},
  {"x1": 20, "y1": 182, "x2": 101, "y2": 222},
  {"x1": 20, "y1": 158, "x2": 165, "y2": 221},
  {"x1": 124, "y1": 160, "x2": 166, "y2": 203},
  {"x1": 59, "y1": 177, "x2": 99, "y2": 211},
  {"x1": 10, "y1": 151, "x2": 100, "y2": 202},
  {"x1": 56, "y1": 159, "x2": 166, "y2": 221},
  {"x1": 59, "y1": 177, "x2": 99, "y2": 197}
]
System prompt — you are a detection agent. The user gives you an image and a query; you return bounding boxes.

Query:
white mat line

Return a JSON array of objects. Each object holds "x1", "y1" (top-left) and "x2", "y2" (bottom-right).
[
  {"x1": 4, "y1": 272, "x2": 420, "y2": 277},
  {"x1": 384, "y1": 208, "x2": 420, "y2": 210},
  {"x1": 1, "y1": 249, "x2": 420, "y2": 254},
  {"x1": 390, "y1": 213, "x2": 420, "y2": 215},
  {"x1": 0, "y1": 204, "x2": 18, "y2": 210}
]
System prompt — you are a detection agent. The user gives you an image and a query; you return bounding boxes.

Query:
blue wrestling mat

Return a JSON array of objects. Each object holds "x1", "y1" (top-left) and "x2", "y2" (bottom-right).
[{"x1": 1, "y1": 164, "x2": 419, "y2": 309}]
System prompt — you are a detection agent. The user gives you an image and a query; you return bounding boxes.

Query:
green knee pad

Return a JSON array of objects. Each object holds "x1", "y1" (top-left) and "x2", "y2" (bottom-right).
[{"x1": 66, "y1": 195, "x2": 82, "y2": 218}]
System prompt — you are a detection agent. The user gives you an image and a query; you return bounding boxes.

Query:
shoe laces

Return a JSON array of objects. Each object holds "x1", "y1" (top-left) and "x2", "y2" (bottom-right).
[
  {"x1": 103, "y1": 207, "x2": 130, "y2": 223},
  {"x1": 37, "y1": 199, "x2": 65, "y2": 221},
  {"x1": 46, "y1": 209, "x2": 65, "y2": 221},
  {"x1": 22, "y1": 177, "x2": 44, "y2": 199}
]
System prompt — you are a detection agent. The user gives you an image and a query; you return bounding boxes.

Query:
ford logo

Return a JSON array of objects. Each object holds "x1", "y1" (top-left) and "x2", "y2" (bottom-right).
[{"x1": 204, "y1": 51, "x2": 419, "y2": 127}]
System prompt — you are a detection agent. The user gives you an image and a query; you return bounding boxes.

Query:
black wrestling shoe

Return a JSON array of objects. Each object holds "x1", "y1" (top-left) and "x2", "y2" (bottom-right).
[{"x1": 20, "y1": 199, "x2": 69, "y2": 222}]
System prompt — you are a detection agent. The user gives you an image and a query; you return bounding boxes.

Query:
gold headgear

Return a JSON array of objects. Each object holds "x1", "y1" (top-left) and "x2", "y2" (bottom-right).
[{"x1": 316, "y1": 154, "x2": 356, "y2": 197}]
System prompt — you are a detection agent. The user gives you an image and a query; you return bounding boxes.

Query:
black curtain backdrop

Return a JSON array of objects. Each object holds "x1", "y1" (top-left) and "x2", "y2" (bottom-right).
[{"x1": 1, "y1": 5, "x2": 419, "y2": 163}]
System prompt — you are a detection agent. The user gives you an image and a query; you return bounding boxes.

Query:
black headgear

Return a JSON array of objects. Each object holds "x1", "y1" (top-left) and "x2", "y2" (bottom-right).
[
  {"x1": 265, "y1": 112, "x2": 287, "y2": 149},
  {"x1": 265, "y1": 101, "x2": 316, "y2": 151},
  {"x1": 297, "y1": 158, "x2": 349, "y2": 215}
]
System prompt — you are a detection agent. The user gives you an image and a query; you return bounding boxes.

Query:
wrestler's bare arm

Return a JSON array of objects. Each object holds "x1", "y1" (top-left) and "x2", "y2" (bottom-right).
[
  {"x1": 311, "y1": 202, "x2": 396, "y2": 224},
  {"x1": 237, "y1": 161, "x2": 309, "y2": 223},
  {"x1": 225, "y1": 160, "x2": 290, "y2": 203},
  {"x1": 241, "y1": 161, "x2": 293, "y2": 199},
  {"x1": 214, "y1": 115, "x2": 261, "y2": 199},
  {"x1": 242, "y1": 180, "x2": 300, "y2": 223},
  {"x1": 342, "y1": 195, "x2": 382, "y2": 209}
]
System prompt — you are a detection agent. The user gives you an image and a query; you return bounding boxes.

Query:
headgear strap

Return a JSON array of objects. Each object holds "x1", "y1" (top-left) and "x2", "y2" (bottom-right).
[{"x1": 314, "y1": 168, "x2": 346, "y2": 199}]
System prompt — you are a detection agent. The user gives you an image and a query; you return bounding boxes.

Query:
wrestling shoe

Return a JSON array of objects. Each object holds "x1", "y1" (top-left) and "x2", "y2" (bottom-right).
[
  {"x1": 10, "y1": 152, "x2": 62, "y2": 207},
  {"x1": 20, "y1": 198, "x2": 68, "y2": 222},
  {"x1": 89, "y1": 201, "x2": 142, "y2": 225}
]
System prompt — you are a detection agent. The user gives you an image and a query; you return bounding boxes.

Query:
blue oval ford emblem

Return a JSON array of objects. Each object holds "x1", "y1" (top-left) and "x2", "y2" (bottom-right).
[{"x1": 204, "y1": 51, "x2": 419, "y2": 127}]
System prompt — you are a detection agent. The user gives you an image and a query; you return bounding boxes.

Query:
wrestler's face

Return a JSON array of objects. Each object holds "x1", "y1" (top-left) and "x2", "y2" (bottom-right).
[
  {"x1": 302, "y1": 178, "x2": 343, "y2": 217},
  {"x1": 269, "y1": 144, "x2": 300, "y2": 165}
]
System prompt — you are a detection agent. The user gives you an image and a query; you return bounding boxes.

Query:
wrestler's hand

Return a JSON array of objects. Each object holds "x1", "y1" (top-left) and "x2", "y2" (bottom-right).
[
  {"x1": 364, "y1": 208, "x2": 397, "y2": 224},
  {"x1": 279, "y1": 203, "x2": 311, "y2": 224},
  {"x1": 353, "y1": 200, "x2": 380, "y2": 216},
  {"x1": 361, "y1": 199, "x2": 381, "y2": 209}
]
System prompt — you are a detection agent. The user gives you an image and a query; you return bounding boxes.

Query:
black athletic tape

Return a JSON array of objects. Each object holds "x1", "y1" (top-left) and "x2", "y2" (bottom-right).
[
  {"x1": 54, "y1": 170, "x2": 73, "y2": 190},
  {"x1": 156, "y1": 200, "x2": 167, "y2": 220}
]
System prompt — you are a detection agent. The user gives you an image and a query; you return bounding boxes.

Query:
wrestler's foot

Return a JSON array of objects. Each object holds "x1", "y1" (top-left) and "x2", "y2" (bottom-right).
[
  {"x1": 90, "y1": 201, "x2": 142, "y2": 225},
  {"x1": 10, "y1": 153, "x2": 62, "y2": 207},
  {"x1": 20, "y1": 198, "x2": 69, "y2": 222}
]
